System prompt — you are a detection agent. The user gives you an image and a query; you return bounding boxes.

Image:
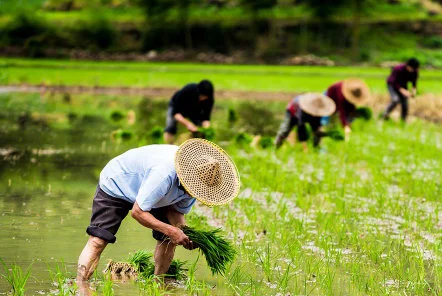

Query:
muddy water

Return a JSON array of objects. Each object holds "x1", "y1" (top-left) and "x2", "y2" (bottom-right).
[
  {"x1": 0, "y1": 96, "x2": 224, "y2": 294},
  {"x1": 0, "y1": 157, "x2": 212, "y2": 295}
]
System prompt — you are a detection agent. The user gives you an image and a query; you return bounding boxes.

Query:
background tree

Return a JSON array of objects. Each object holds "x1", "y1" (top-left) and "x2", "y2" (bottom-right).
[{"x1": 303, "y1": 0, "x2": 373, "y2": 61}]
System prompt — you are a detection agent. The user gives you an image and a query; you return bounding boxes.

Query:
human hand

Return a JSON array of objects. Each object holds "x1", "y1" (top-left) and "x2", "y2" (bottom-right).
[
  {"x1": 186, "y1": 122, "x2": 198, "y2": 133},
  {"x1": 344, "y1": 125, "x2": 351, "y2": 142},
  {"x1": 168, "y1": 227, "x2": 190, "y2": 246},
  {"x1": 400, "y1": 88, "x2": 411, "y2": 98}
]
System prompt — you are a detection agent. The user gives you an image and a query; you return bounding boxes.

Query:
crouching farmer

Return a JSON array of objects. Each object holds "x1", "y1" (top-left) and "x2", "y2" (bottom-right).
[
  {"x1": 164, "y1": 80, "x2": 215, "y2": 144},
  {"x1": 275, "y1": 93, "x2": 336, "y2": 151},
  {"x1": 382, "y1": 58, "x2": 420, "y2": 122},
  {"x1": 325, "y1": 79, "x2": 371, "y2": 140},
  {"x1": 76, "y1": 139, "x2": 240, "y2": 287}
]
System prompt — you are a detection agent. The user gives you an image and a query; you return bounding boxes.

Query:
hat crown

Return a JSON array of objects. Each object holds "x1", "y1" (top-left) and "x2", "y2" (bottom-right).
[
  {"x1": 351, "y1": 88, "x2": 362, "y2": 98},
  {"x1": 312, "y1": 97, "x2": 325, "y2": 108},
  {"x1": 197, "y1": 156, "x2": 222, "y2": 186}
]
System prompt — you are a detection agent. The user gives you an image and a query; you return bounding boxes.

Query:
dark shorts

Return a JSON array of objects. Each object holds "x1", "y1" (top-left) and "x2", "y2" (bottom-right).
[{"x1": 86, "y1": 186, "x2": 171, "y2": 243}]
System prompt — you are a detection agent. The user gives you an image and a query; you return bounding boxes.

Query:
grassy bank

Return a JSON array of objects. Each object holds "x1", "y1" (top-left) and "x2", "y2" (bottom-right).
[{"x1": 2, "y1": 58, "x2": 442, "y2": 94}]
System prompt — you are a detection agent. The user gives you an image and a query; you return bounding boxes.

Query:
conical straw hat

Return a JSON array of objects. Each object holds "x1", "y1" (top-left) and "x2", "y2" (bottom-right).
[
  {"x1": 175, "y1": 139, "x2": 240, "y2": 206},
  {"x1": 298, "y1": 93, "x2": 336, "y2": 117},
  {"x1": 342, "y1": 78, "x2": 371, "y2": 106}
]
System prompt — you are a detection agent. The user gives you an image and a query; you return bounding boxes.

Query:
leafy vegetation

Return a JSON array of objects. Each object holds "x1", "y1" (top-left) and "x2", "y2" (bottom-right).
[
  {"x1": 182, "y1": 226, "x2": 236, "y2": 275},
  {"x1": 1, "y1": 89, "x2": 442, "y2": 294},
  {"x1": 1, "y1": 260, "x2": 32, "y2": 296},
  {"x1": 2, "y1": 1, "x2": 442, "y2": 63}
]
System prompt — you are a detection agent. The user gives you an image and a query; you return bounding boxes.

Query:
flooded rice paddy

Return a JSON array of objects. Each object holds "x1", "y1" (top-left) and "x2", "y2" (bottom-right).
[{"x1": 1, "y1": 91, "x2": 442, "y2": 295}]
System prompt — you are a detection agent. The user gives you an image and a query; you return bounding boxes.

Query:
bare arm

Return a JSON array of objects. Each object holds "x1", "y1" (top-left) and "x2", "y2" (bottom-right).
[
  {"x1": 399, "y1": 87, "x2": 411, "y2": 98},
  {"x1": 174, "y1": 113, "x2": 198, "y2": 132},
  {"x1": 131, "y1": 202, "x2": 191, "y2": 247}
]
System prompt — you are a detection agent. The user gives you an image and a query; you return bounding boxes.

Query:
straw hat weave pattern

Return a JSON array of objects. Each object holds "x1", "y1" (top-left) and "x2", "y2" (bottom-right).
[
  {"x1": 175, "y1": 139, "x2": 240, "y2": 206},
  {"x1": 298, "y1": 93, "x2": 336, "y2": 117},
  {"x1": 342, "y1": 78, "x2": 371, "y2": 106}
]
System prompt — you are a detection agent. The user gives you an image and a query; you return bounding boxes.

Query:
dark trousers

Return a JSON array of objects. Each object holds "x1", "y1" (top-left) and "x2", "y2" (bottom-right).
[{"x1": 384, "y1": 84, "x2": 408, "y2": 121}]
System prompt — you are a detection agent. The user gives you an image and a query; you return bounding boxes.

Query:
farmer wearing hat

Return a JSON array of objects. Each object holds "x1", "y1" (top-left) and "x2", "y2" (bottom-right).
[
  {"x1": 76, "y1": 139, "x2": 240, "y2": 286},
  {"x1": 275, "y1": 93, "x2": 336, "y2": 151},
  {"x1": 164, "y1": 80, "x2": 214, "y2": 144},
  {"x1": 382, "y1": 58, "x2": 420, "y2": 122},
  {"x1": 325, "y1": 79, "x2": 370, "y2": 140}
]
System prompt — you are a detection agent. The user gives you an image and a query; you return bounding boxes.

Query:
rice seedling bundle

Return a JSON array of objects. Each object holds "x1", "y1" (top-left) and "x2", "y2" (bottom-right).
[
  {"x1": 355, "y1": 107, "x2": 373, "y2": 121},
  {"x1": 193, "y1": 127, "x2": 216, "y2": 141},
  {"x1": 234, "y1": 132, "x2": 253, "y2": 146},
  {"x1": 182, "y1": 226, "x2": 236, "y2": 275},
  {"x1": 106, "y1": 250, "x2": 186, "y2": 280},
  {"x1": 324, "y1": 130, "x2": 345, "y2": 141},
  {"x1": 127, "y1": 250, "x2": 154, "y2": 275}
]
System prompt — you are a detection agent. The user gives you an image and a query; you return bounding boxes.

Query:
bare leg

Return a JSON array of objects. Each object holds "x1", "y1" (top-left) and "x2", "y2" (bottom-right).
[
  {"x1": 76, "y1": 236, "x2": 108, "y2": 282},
  {"x1": 154, "y1": 240, "x2": 176, "y2": 275},
  {"x1": 163, "y1": 132, "x2": 175, "y2": 144}
]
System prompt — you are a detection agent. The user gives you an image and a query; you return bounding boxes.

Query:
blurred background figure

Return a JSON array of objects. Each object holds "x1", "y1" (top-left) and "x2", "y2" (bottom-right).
[
  {"x1": 275, "y1": 93, "x2": 336, "y2": 152},
  {"x1": 324, "y1": 79, "x2": 371, "y2": 141},
  {"x1": 164, "y1": 80, "x2": 214, "y2": 144},
  {"x1": 382, "y1": 58, "x2": 420, "y2": 122}
]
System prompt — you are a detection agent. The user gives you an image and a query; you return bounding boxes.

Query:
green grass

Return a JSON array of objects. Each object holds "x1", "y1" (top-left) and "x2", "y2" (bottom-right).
[
  {"x1": 1, "y1": 89, "x2": 442, "y2": 294},
  {"x1": 2, "y1": 58, "x2": 442, "y2": 94},
  {"x1": 1, "y1": 260, "x2": 33, "y2": 296}
]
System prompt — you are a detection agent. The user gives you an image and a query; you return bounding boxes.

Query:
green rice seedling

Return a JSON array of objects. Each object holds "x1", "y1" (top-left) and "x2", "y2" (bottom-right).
[
  {"x1": 355, "y1": 107, "x2": 373, "y2": 121},
  {"x1": 0, "y1": 260, "x2": 32, "y2": 296},
  {"x1": 258, "y1": 136, "x2": 274, "y2": 149},
  {"x1": 149, "y1": 126, "x2": 164, "y2": 144},
  {"x1": 165, "y1": 259, "x2": 187, "y2": 280},
  {"x1": 101, "y1": 273, "x2": 114, "y2": 296},
  {"x1": 228, "y1": 108, "x2": 238, "y2": 126},
  {"x1": 47, "y1": 261, "x2": 77, "y2": 296},
  {"x1": 110, "y1": 110, "x2": 124, "y2": 122},
  {"x1": 323, "y1": 130, "x2": 345, "y2": 141},
  {"x1": 193, "y1": 127, "x2": 216, "y2": 141},
  {"x1": 182, "y1": 226, "x2": 236, "y2": 275},
  {"x1": 234, "y1": 132, "x2": 253, "y2": 146},
  {"x1": 137, "y1": 275, "x2": 168, "y2": 296},
  {"x1": 127, "y1": 250, "x2": 154, "y2": 275}
]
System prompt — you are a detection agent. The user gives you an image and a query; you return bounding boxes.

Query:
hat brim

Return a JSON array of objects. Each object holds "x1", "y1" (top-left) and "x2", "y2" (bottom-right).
[
  {"x1": 298, "y1": 93, "x2": 336, "y2": 117},
  {"x1": 175, "y1": 139, "x2": 240, "y2": 206},
  {"x1": 342, "y1": 79, "x2": 371, "y2": 106}
]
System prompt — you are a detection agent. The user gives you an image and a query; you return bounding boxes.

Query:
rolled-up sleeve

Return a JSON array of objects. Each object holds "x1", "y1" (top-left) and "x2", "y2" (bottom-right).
[
  {"x1": 136, "y1": 170, "x2": 173, "y2": 212},
  {"x1": 173, "y1": 197, "x2": 196, "y2": 214}
]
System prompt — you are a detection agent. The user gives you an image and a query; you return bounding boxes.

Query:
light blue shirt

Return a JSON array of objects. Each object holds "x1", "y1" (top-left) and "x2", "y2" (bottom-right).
[{"x1": 99, "y1": 145, "x2": 196, "y2": 214}]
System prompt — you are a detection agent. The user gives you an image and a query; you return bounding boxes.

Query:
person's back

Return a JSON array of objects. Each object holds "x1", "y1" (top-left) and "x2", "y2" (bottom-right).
[
  {"x1": 164, "y1": 80, "x2": 215, "y2": 144},
  {"x1": 387, "y1": 64, "x2": 418, "y2": 91},
  {"x1": 99, "y1": 145, "x2": 195, "y2": 213}
]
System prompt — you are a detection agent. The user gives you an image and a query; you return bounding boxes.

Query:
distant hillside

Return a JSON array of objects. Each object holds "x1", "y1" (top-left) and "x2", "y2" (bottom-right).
[{"x1": 1, "y1": 0, "x2": 442, "y2": 66}]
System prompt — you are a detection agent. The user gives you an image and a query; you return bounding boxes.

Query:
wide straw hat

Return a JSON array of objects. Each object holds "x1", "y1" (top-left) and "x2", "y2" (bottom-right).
[
  {"x1": 341, "y1": 78, "x2": 371, "y2": 106},
  {"x1": 298, "y1": 93, "x2": 336, "y2": 117},
  {"x1": 175, "y1": 139, "x2": 240, "y2": 206}
]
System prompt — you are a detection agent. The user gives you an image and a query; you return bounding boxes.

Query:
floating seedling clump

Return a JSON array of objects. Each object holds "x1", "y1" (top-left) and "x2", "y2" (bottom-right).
[
  {"x1": 182, "y1": 226, "x2": 236, "y2": 275},
  {"x1": 104, "y1": 250, "x2": 186, "y2": 280}
]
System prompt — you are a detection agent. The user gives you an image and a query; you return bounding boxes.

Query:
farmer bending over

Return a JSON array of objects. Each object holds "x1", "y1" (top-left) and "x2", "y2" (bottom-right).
[
  {"x1": 382, "y1": 58, "x2": 420, "y2": 122},
  {"x1": 76, "y1": 139, "x2": 240, "y2": 288},
  {"x1": 164, "y1": 80, "x2": 214, "y2": 144},
  {"x1": 275, "y1": 93, "x2": 336, "y2": 152},
  {"x1": 325, "y1": 79, "x2": 371, "y2": 141}
]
